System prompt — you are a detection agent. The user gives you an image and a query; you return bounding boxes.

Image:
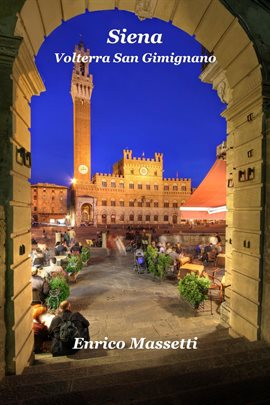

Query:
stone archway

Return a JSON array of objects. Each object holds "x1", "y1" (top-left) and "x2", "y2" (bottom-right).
[
  {"x1": 0, "y1": 0, "x2": 270, "y2": 377},
  {"x1": 81, "y1": 203, "x2": 92, "y2": 223}
]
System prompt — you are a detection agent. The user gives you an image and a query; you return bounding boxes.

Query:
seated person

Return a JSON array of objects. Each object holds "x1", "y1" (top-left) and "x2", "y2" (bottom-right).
[
  {"x1": 32, "y1": 304, "x2": 50, "y2": 353},
  {"x1": 31, "y1": 268, "x2": 50, "y2": 305},
  {"x1": 44, "y1": 257, "x2": 67, "y2": 279},
  {"x1": 49, "y1": 300, "x2": 90, "y2": 357},
  {"x1": 70, "y1": 241, "x2": 82, "y2": 254},
  {"x1": 55, "y1": 241, "x2": 68, "y2": 256},
  {"x1": 31, "y1": 247, "x2": 45, "y2": 267}
]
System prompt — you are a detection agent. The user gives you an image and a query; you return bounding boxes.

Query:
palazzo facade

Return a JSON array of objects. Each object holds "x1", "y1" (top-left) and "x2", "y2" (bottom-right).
[{"x1": 70, "y1": 43, "x2": 191, "y2": 226}]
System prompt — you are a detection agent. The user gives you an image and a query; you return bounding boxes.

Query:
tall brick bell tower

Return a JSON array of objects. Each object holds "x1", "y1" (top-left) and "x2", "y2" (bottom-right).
[{"x1": 71, "y1": 42, "x2": 93, "y2": 183}]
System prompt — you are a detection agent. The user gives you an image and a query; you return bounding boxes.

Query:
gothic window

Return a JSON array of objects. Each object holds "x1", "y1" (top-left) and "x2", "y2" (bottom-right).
[
  {"x1": 129, "y1": 183, "x2": 134, "y2": 189},
  {"x1": 173, "y1": 184, "x2": 178, "y2": 191},
  {"x1": 154, "y1": 215, "x2": 158, "y2": 222},
  {"x1": 164, "y1": 215, "x2": 169, "y2": 222},
  {"x1": 138, "y1": 215, "x2": 143, "y2": 221},
  {"x1": 138, "y1": 184, "x2": 142, "y2": 190},
  {"x1": 154, "y1": 184, "x2": 158, "y2": 191},
  {"x1": 102, "y1": 199, "x2": 107, "y2": 206},
  {"x1": 129, "y1": 214, "x2": 134, "y2": 221},
  {"x1": 129, "y1": 200, "x2": 134, "y2": 207},
  {"x1": 102, "y1": 180, "x2": 107, "y2": 187},
  {"x1": 154, "y1": 201, "x2": 159, "y2": 208},
  {"x1": 102, "y1": 214, "x2": 107, "y2": 224},
  {"x1": 164, "y1": 201, "x2": 169, "y2": 208},
  {"x1": 164, "y1": 184, "x2": 169, "y2": 191},
  {"x1": 138, "y1": 201, "x2": 142, "y2": 207},
  {"x1": 80, "y1": 62, "x2": 85, "y2": 75},
  {"x1": 111, "y1": 200, "x2": 116, "y2": 207},
  {"x1": 145, "y1": 215, "x2": 150, "y2": 221},
  {"x1": 145, "y1": 201, "x2": 151, "y2": 207},
  {"x1": 120, "y1": 200, "x2": 124, "y2": 207},
  {"x1": 120, "y1": 214, "x2": 125, "y2": 222},
  {"x1": 111, "y1": 214, "x2": 116, "y2": 224},
  {"x1": 111, "y1": 181, "x2": 116, "y2": 188},
  {"x1": 181, "y1": 184, "x2": 186, "y2": 191},
  {"x1": 146, "y1": 184, "x2": 150, "y2": 190},
  {"x1": 173, "y1": 201, "x2": 178, "y2": 208},
  {"x1": 172, "y1": 215, "x2": 177, "y2": 224},
  {"x1": 119, "y1": 182, "x2": 124, "y2": 188}
]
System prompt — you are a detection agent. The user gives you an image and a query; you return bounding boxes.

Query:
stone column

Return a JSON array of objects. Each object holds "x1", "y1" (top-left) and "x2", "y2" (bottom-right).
[{"x1": 0, "y1": 34, "x2": 21, "y2": 378}]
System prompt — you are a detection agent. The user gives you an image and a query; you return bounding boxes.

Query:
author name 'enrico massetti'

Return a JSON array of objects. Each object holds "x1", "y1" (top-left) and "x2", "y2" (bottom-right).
[{"x1": 73, "y1": 337, "x2": 198, "y2": 350}]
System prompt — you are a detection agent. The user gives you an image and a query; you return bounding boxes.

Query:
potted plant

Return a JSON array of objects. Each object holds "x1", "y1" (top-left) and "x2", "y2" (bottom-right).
[
  {"x1": 80, "y1": 246, "x2": 91, "y2": 266},
  {"x1": 156, "y1": 253, "x2": 173, "y2": 279},
  {"x1": 178, "y1": 273, "x2": 210, "y2": 309},
  {"x1": 145, "y1": 245, "x2": 158, "y2": 274},
  {"x1": 46, "y1": 276, "x2": 70, "y2": 311},
  {"x1": 66, "y1": 255, "x2": 83, "y2": 282}
]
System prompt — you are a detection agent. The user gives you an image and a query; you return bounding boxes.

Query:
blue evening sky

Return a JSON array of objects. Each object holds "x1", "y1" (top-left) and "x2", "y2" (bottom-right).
[{"x1": 31, "y1": 10, "x2": 226, "y2": 187}]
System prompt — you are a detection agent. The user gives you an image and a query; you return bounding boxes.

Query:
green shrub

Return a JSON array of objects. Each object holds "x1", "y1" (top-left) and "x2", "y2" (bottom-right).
[
  {"x1": 81, "y1": 246, "x2": 91, "y2": 264},
  {"x1": 156, "y1": 254, "x2": 173, "y2": 279},
  {"x1": 145, "y1": 245, "x2": 158, "y2": 274},
  {"x1": 46, "y1": 276, "x2": 70, "y2": 310},
  {"x1": 66, "y1": 255, "x2": 83, "y2": 274},
  {"x1": 178, "y1": 273, "x2": 210, "y2": 308}
]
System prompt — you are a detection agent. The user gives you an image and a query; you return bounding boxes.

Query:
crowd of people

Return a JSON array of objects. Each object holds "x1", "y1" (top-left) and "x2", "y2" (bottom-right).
[{"x1": 30, "y1": 228, "x2": 91, "y2": 356}]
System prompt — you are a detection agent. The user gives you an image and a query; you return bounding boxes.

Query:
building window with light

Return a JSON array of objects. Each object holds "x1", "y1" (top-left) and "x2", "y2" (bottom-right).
[
  {"x1": 154, "y1": 201, "x2": 159, "y2": 208},
  {"x1": 154, "y1": 184, "x2": 158, "y2": 191},
  {"x1": 164, "y1": 184, "x2": 169, "y2": 191},
  {"x1": 102, "y1": 180, "x2": 107, "y2": 188},
  {"x1": 120, "y1": 200, "x2": 124, "y2": 207},
  {"x1": 129, "y1": 183, "x2": 134, "y2": 189},
  {"x1": 102, "y1": 199, "x2": 107, "y2": 206},
  {"x1": 111, "y1": 214, "x2": 116, "y2": 224},
  {"x1": 173, "y1": 184, "x2": 178, "y2": 191},
  {"x1": 164, "y1": 201, "x2": 169, "y2": 208},
  {"x1": 164, "y1": 215, "x2": 169, "y2": 222},
  {"x1": 129, "y1": 200, "x2": 134, "y2": 207}
]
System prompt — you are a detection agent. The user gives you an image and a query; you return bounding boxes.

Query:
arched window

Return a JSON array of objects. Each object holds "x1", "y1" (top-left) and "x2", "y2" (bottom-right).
[
  {"x1": 111, "y1": 214, "x2": 116, "y2": 224},
  {"x1": 181, "y1": 184, "x2": 186, "y2": 191},
  {"x1": 119, "y1": 200, "x2": 124, "y2": 207},
  {"x1": 173, "y1": 201, "x2": 178, "y2": 208},
  {"x1": 129, "y1": 214, "x2": 134, "y2": 222},
  {"x1": 129, "y1": 200, "x2": 134, "y2": 207},
  {"x1": 154, "y1": 201, "x2": 159, "y2": 208},
  {"x1": 145, "y1": 215, "x2": 150, "y2": 222},
  {"x1": 164, "y1": 201, "x2": 169, "y2": 208},
  {"x1": 173, "y1": 184, "x2": 178, "y2": 191},
  {"x1": 154, "y1": 215, "x2": 158, "y2": 222},
  {"x1": 111, "y1": 199, "x2": 116, "y2": 207},
  {"x1": 129, "y1": 182, "x2": 134, "y2": 189},
  {"x1": 164, "y1": 215, "x2": 169, "y2": 222}
]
